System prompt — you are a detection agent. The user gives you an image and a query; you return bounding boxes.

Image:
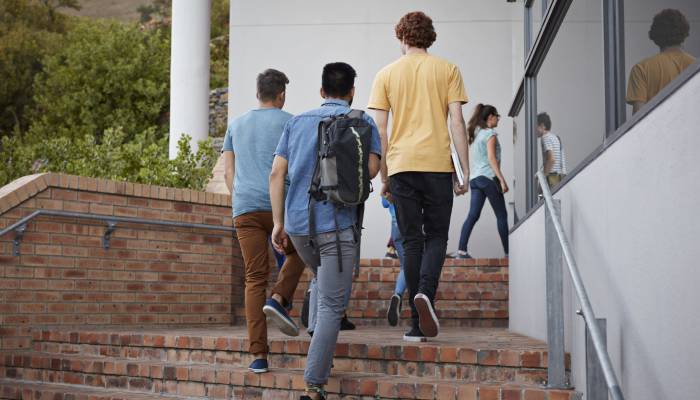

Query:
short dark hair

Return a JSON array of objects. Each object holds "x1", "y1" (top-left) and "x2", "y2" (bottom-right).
[
  {"x1": 649, "y1": 9, "x2": 690, "y2": 48},
  {"x1": 537, "y1": 112, "x2": 552, "y2": 130},
  {"x1": 395, "y1": 11, "x2": 437, "y2": 49},
  {"x1": 322, "y1": 62, "x2": 356, "y2": 98},
  {"x1": 257, "y1": 69, "x2": 289, "y2": 102}
]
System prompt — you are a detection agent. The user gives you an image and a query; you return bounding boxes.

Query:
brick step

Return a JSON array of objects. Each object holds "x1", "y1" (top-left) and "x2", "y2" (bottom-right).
[
  {"x1": 260, "y1": 259, "x2": 510, "y2": 327},
  {"x1": 0, "y1": 353, "x2": 579, "y2": 400},
  {"x1": 31, "y1": 327, "x2": 567, "y2": 383},
  {"x1": 289, "y1": 283, "x2": 508, "y2": 305},
  {"x1": 243, "y1": 298, "x2": 508, "y2": 328},
  {"x1": 0, "y1": 378, "x2": 200, "y2": 400},
  {"x1": 292, "y1": 260, "x2": 508, "y2": 285}
]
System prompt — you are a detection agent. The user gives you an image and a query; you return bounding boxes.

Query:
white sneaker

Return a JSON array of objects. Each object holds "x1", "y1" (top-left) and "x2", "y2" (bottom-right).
[{"x1": 414, "y1": 293, "x2": 439, "y2": 337}]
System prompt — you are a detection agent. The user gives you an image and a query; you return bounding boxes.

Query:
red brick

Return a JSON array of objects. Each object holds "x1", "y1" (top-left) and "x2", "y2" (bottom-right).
[
  {"x1": 521, "y1": 352, "x2": 542, "y2": 368},
  {"x1": 547, "y1": 391, "x2": 573, "y2": 400},
  {"x1": 524, "y1": 390, "x2": 546, "y2": 400},
  {"x1": 503, "y1": 388, "x2": 523, "y2": 400},
  {"x1": 457, "y1": 384, "x2": 477, "y2": 400},
  {"x1": 178, "y1": 381, "x2": 205, "y2": 397}
]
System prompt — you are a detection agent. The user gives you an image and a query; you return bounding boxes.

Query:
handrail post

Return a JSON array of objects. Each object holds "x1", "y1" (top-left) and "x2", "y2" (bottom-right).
[
  {"x1": 102, "y1": 221, "x2": 117, "y2": 250},
  {"x1": 545, "y1": 198, "x2": 567, "y2": 388},
  {"x1": 13, "y1": 224, "x2": 27, "y2": 256}
]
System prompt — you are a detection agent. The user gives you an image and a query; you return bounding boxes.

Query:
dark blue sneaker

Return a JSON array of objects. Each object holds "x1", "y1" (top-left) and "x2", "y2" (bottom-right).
[
  {"x1": 248, "y1": 358, "x2": 268, "y2": 373},
  {"x1": 263, "y1": 298, "x2": 299, "y2": 337}
]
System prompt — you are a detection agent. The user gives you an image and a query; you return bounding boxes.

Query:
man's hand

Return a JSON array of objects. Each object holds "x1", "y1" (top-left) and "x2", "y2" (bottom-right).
[
  {"x1": 380, "y1": 181, "x2": 392, "y2": 202},
  {"x1": 453, "y1": 180, "x2": 468, "y2": 196},
  {"x1": 271, "y1": 224, "x2": 288, "y2": 254}
]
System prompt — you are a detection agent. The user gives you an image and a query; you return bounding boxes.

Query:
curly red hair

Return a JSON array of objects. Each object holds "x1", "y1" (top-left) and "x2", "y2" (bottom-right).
[{"x1": 395, "y1": 11, "x2": 436, "y2": 49}]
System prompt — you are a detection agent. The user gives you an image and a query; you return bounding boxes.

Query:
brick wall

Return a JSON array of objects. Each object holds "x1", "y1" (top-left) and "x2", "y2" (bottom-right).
[{"x1": 0, "y1": 174, "x2": 242, "y2": 350}]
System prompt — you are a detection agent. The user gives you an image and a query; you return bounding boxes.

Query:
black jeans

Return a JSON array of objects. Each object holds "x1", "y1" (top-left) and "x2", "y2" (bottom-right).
[
  {"x1": 458, "y1": 176, "x2": 509, "y2": 255},
  {"x1": 390, "y1": 172, "x2": 453, "y2": 326}
]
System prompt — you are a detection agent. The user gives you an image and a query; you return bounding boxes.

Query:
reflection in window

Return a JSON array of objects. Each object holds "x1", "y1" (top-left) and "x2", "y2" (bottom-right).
[
  {"x1": 625, "y1": 2, "x2": 699, "y2": 117},
  {"x1": 537, "y1": 0, "x2": 605, "y2": 179},
  {"x1": 536, "y1": 112, "x2": 567, "y2": 189}
]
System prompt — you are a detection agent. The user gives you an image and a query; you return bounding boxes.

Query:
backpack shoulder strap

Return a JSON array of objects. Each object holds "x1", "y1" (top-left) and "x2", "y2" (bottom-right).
[
  {"x1": 307, "y1": 119, "x2": 327, "y2": 249},
  {"x1": 346, "y1": 109, "x2": 364, "y2": 119}
]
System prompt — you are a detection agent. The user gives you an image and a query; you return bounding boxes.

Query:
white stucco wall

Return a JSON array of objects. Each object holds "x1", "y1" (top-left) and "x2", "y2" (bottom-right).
[
  {"x1": 509, "y1": 70, "x2": 700, "y2": 399},
  {"x1": 228, "y1": 0, "x2": 522, "y2": 258}
]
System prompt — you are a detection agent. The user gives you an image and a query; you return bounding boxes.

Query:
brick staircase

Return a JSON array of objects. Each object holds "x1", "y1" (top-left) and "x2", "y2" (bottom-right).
[
  {"x1": 282, "y1": 258, "x2": 508, "y2": 328},
  {"x1": 0, "y1": 258, "x2": 580, "y2": 399}
]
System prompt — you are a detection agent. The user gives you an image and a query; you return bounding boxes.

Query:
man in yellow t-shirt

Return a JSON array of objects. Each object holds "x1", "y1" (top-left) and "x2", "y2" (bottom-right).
[
  {"x1": 627, "y1": 9, "x2": 696, "y2": 114},
  {"x1": 368, "y1": 11, "x2": 470, "y2": 342}
]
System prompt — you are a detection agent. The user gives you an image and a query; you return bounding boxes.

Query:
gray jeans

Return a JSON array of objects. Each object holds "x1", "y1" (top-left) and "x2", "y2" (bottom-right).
[
  {"x1": 306, "y1": 235, "x2": 360, "y2": 333},
  {"x1": 290, "y1": 228, "x2": 359, "y2": 385}
]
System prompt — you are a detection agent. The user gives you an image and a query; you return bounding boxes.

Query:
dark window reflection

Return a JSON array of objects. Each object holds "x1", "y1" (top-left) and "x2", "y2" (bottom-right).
[{"x1": 626, "y1": 7, "x2": 698, "y2": 114}]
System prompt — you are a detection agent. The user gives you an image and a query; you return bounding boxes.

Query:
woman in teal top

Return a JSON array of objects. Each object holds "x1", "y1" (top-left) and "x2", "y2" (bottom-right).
[{"x1": 448, "y1": 104, "x2": 509, "y2": 258}]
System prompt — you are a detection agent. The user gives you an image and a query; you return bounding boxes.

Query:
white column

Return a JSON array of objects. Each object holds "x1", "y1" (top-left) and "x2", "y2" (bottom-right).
[
  {"x1": 169, "y1": 0, "x2": 211, "y2": 159},
  {"x1": 227, "y1": 0, "x2": 235, "y2": 126}
]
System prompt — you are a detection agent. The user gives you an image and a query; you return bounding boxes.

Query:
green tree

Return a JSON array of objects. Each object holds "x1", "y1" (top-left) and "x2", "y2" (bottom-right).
[
  {"x1": 209, "y1": 0, "x2": 229, "y2": 89},
  {"x1": 0, "y1": 0, "x2": 73, "y2": 136},
  {"x1": 28, "y1": 18, "x2": 170, "y2": 143}
]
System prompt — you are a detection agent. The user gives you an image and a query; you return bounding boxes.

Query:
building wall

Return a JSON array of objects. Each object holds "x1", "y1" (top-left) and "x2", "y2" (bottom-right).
[
  {"x1": 0, "y1": 174, "x2": 242, "y2": 350},
  {"x1": 228, "y1": 0, "x2": 523, "y2": 258},
  {"x1": 509, "y1": 71, "x2": 700, "y2": 399}
]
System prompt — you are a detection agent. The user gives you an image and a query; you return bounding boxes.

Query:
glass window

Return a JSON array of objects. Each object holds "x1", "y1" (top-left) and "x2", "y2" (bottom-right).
[
  {"x1": 512, "y1": 111, "x2": 527, "y2": 223},
  {"x1": 624, "y1": 1, "x2": 700, "y2": 119},
  {"x1": 536, "y1": 0, "x2": 605, "y2": 184}
]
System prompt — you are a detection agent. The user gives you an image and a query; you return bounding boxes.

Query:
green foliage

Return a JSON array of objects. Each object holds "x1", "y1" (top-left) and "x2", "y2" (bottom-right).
[
  {"x1": 0, "y1": 0, "x2": 71, "y2": 136},
  {"x1": 0, "y1": 128, "x2": 217, "y2": 191},
  {"x1": 0, "y1": 1, "x2": 221, "y2": 191},
  {"x1": 209, "y1": 0, "x2": 229, "y2": 89},
  {"x1": 28, "y1": 18, "x2": 170, "y2": 143}
]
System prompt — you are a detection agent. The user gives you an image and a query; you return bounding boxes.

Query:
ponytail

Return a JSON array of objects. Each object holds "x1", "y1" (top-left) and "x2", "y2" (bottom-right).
[{"x1": 466, "y1": 103, "x2": 499, "y2": 144}]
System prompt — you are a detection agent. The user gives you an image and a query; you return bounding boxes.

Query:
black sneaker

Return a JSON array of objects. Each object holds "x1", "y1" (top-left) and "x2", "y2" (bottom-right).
[
  {"x1": 340, "y1": 314, "x2": 355, "y2": 330},
  {"x1": 414, "y1": 293, "x2": 439, "y2": 337},
  {"x1": 301, "y1": 289, "x2": 311, "y2": 328},
  {"x1": 387, "y1": 294, "x2": 401, "y2": 326},
  {"x1": 446, "y1": 251, "x2": 472, "y2": 259},
  {"x1": 402, "y1": 326, "x2": 427, "y2": 342}
]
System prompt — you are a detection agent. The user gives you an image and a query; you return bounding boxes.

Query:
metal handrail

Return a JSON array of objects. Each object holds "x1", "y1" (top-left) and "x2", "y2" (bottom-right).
[
  {"x1": 536, "y1": 171, "x2": 624, "y2": 400},
  {"x1": 0, "y1": 209, "x2": 235, "y2": 256}
]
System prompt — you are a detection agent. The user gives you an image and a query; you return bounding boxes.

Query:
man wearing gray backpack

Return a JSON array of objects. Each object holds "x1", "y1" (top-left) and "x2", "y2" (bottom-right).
[{"x1": 269, "y1": 62, "x2": 381, "y2": 400}]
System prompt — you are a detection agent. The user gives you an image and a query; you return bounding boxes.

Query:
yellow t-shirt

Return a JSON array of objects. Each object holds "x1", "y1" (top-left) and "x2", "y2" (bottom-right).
[
  {"x1": 626, "y1": 48, "x2": 696, "y2": 104},
  {"x1": 368, "y1": 53, "x2": 468, "y2": 176}
]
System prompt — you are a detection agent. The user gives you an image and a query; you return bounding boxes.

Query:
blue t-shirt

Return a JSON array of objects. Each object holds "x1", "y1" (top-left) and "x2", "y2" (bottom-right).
[
  {"x1": 222, "y1": 108, "x2": 293, "y2": 218},
  {"x1": 469, "y1": 127, "x2": 500, "y2": 180},
  {"x1": 274, "y1": 99, "x2": 382, "y2": 236}
]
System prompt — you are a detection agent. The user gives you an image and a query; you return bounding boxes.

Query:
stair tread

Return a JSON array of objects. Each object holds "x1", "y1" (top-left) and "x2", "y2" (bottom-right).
[
  {"x1": 34, "y1": 326, "x2": 546, "y2": 352},
  {"x1": 1, "y1": 352, "x2": 575, "y2": 392},
  {"x1": 0, "y1": 378, "x2": 203, "y2": 399}
]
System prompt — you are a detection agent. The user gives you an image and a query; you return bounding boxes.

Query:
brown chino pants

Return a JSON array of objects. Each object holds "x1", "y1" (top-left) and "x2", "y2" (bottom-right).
[{"x1": 233, "y1": 211, "x2": 306, "y2": 355}]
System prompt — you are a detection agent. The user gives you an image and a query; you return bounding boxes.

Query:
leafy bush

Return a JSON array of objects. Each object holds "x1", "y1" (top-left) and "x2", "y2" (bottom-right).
[
  {"x1": 1, "y1": 128, "x2": 217, "y2": 190},
  {"x1": 0, "y1": 1, "x2": 222, "y2": 191},
  {"x1": 28, "y1": 18, "x2": 170, "y2": 143},
  {"x1": 0, "y1": 0, "x2": 74, "y2": 136}
]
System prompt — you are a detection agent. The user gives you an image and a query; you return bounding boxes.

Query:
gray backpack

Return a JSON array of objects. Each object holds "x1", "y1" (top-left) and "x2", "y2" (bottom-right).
[{"x1": 308, "y1": 110, "x2": 373, "y2": 271}]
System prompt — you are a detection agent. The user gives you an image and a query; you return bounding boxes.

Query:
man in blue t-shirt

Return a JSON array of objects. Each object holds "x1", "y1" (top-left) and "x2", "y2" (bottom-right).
[
  {"x1": 269, "y1": 63, "x2": 381, "y2": 399},
  {"x1": 222, "y1": 69, "x2": 306, "y2": 374}
]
